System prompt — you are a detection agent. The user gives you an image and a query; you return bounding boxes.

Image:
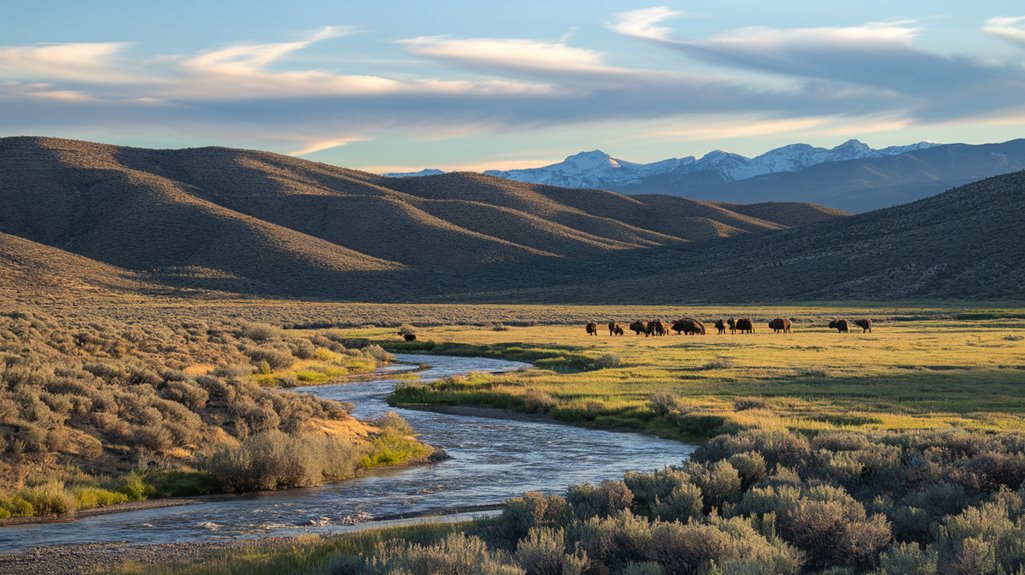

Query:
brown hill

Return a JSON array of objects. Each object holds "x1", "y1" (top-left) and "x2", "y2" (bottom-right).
[
  {"x1": 466, "y1": 171, "x2": 1025, "y2": 302},
  {"x1": 0, "y1": 136, "x2": 846, "y2": 299}
]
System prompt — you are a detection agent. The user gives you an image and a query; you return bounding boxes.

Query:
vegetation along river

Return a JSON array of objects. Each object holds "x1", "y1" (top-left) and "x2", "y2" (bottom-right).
[{"x1": 0, "y1": 354, "x2": 694, "y2": 551}]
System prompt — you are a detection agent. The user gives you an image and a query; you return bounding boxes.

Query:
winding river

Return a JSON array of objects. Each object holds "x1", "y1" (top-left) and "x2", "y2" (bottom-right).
[{"x1": 0, "y1": 354, "x2": 694, "y2": 552}]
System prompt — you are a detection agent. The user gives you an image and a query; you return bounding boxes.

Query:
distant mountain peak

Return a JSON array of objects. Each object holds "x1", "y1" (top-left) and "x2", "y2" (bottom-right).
[
  {"x1": 383, "y1": 168, "x2": 445, "y2": 178},
  {"x1": 384, "y1": 139, "x2": 947, "y2": 188}
]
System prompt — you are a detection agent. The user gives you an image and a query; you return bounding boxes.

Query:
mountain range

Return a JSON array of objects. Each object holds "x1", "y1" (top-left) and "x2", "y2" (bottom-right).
[
  {"x1": 387, "y1": 139, "x2": 1025, "y2": 212},
  {"x1": 1, "y1": 136, "x2": 1022, "y2": 303}
]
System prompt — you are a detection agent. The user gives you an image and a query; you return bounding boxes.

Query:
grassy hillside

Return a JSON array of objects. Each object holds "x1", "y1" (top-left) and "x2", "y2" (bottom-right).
[
  {"x1": 0, "y1": 136, "x2": 845, "y2": 300},
  {"x1": 476, "y1": 171, "x2": 1025, "y2": 303}
]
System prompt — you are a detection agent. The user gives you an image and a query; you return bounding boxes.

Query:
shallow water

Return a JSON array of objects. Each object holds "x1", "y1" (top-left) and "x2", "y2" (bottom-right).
[{"x1": 0, "y1": 354, "x2": 693, "y2": 551}]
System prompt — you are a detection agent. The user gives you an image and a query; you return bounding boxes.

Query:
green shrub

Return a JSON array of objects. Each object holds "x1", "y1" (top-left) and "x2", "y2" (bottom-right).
[
  {"x1": 370, "y1": 532, "x2": 523, "y2": 575},
  {"x1": 73, "y1": 487, "x2": 130, "y2": 509},
  {"x1": 566, "y1": 480, "x2": 633, "y2": 520},
  {"x1": 515, "y1": 527, "x2": 588, "y2": 575},
  {"x1": 495, "y1": 493, "x2": 573, "y2": 547},
  {"x1": 245, "y1": 346, "x2": 295, "y2": 370},
  {"x1": 874, "y1": 542, "x2": 938, "y2": 575},
  {"x1": 119, "y1": 472, "x2": 157, "y2": 501},
  {"x1": 591, "y1": 353, "x2": 622, "y2": 370},
  {"x1": 647, "y1": 392, "x2": 679, "y2": 417},
  {"x1": 203, "y1": 430, "x2": 363, "y2": 492},
  {"x1": 18, "y1": 481, "x2": 76, "y2": 516}
]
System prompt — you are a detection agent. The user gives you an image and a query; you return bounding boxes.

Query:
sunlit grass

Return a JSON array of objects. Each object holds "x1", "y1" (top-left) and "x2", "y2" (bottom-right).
[{"x1": 336, "y1": 316, "x2": 1025, "y2": 437}]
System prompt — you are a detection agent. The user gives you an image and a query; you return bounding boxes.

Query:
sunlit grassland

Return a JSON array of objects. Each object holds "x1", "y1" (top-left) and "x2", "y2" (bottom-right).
[{"x1": 331, "y1": 313, "x2": 1025, "y2": 438}]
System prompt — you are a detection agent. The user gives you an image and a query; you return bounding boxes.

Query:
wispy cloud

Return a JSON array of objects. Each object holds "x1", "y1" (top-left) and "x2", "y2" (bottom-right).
[
  {"x1": 0, "y1": 42, "x2": 138, "y2": 83},
  {"x1": 609, "y1": 7, "x2": 683, "y2": 41},
  {"x1": 609, "y1": 8, "x2": 1025, "y2": 122},
  {"x1": 984, "y1": 16, "x2": 1025, "y2": 47}
]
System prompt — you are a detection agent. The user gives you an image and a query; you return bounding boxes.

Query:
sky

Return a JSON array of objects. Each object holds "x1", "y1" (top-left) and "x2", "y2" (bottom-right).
[{"x1": 3, "y1": 1, "x2": 1025, "y2": 172}]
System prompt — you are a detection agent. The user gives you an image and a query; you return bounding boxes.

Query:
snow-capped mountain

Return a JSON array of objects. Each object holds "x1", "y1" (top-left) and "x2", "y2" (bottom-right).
[
  {"x1": 382, "y1": 168, "x2": 445, "y2": 178},
  {"x1": 384, "y1": 140, "x2": 940, "y2": 188}
]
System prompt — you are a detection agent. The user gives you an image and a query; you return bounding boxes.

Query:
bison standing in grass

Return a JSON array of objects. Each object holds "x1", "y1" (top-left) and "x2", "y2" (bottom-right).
[
  {"x1": 629, "y1": 320, "x2": 648, "y2": 335},
  {"x1": 769, "y1": 318, "x2": 792, "y2": 333},
  {"x1": 714, "y1": 319, "x2": 727, "y2": 335},
  {"x1": 829, "y1": 319, "x2": 850, "y2": 333},
  {"x1": 735, "y1": 318, "x2": 754, "y2": 334},
  {"x1": 855, "y1": 319, "x2": 874, "y2": 333},
  {"x1": 672, "y1": 318, "x2": 706, "y2": 335},
  {"x1": 647, "y1": 319, "x2": 668, "y2": 337},
  {"x1": 608, "y1": 321, "x2": 623, "y2": 336},
  {"x1": 613, "y1": 325, "x2": 625, "y2": 336},
  {"x1": 586, "y1": 322, "x2": 598, "y2": 336}
]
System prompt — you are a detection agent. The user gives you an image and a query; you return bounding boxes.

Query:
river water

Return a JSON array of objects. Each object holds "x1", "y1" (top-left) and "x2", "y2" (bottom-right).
[{"x1": 0, "y1": 354, "x2": 693, "y2": 551}]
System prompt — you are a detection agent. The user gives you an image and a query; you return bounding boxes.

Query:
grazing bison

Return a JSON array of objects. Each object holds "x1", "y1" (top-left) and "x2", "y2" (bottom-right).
[
  {"x1": 608, "y1": 321, "x2": 623, "y2": 336},
  {"x1": 769, "y1": 318, "x2": 792, "y2": 333},
  {"x1": 714, "y1": 319, "x2": 726, "y2": 335},
  {"x1": 727, "y1": 318, "x2": 737, "y2": 334},
  {"x1": 672, "y1": 318, "x2": 706, "y2": 335},
  {"x1": 586, "y1": 322, "x2": 598, "y2": 336},
  {"x1": 647, "y1": 319, "x2": 668, "y2": 337},
  {"x1": 829, "y1": 319, "x2": 849, "y2": 333},
  {"x1": 629, "y1": 320, "x2": 648, "y2": 335},
  {"x1": 854, "y1": 319, "x2": 873, "y2": 333},
  {"x1": 402, "y1": 333, "x2": 417, "y2": 342},
  {"x1": 735, "y1": 318, "x2": 754, "y2": 334}
]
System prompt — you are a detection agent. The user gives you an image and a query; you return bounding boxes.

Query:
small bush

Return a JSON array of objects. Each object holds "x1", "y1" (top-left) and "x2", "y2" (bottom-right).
[
  {"x1": 515, "y1": 527, "x2": 588, "y2": 575},
  {"x1": 523, "y1": 389, "x2": 557, "y2": 414},
  {"x1": 733, "y1": 397, "x2": 767, "y2": 411},
  {"x1": 18, "y1": 481, "x2": 76, "y2": 516},
  {"x1": 591, "y1": 354, "x2": 622, "y2": 370},
  {"x1": 567, "y1": 480, "x2": 633, "y2": 520},
  {"x1": 648, "y1": 392, "x2": 679, "y2": 417},
  {"x1": 246, "y1": 346, "x2": 295, "y2": 370},
  {"x1": 73, "y1": 487, "x2": 130, "y2": 509},
  {"x1": 704, "y1": 356, "x2": 735, "y2": 370}
]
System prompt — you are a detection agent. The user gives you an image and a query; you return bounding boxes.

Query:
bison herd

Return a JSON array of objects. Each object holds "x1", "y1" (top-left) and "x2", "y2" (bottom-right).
[{"x1": 587, "y1": 316, "x2": 874, "y2": 336}]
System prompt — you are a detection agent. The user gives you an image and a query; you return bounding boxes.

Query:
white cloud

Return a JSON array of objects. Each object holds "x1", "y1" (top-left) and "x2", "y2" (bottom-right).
[
  {"x1": 609, "y1": 6, "x2": 682, "y2": 41},
  {"x1": 287, "y1": 137, "x2": 360, "y2": 156},
  {"x1": 984, "y1": 16, "x2": 1025, "y2": 47},
  {"x1": 0, "y1": 42, "x2": 137, "y2": 83},
  {"x1": 402, "y1": 36, "x2": 609, "y2": 73}
]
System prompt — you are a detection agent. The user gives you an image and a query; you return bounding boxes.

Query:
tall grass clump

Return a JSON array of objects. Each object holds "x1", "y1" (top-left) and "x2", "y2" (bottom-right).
[{"x1": 203, "y1": 430, "x2": 364, "y2": 492}]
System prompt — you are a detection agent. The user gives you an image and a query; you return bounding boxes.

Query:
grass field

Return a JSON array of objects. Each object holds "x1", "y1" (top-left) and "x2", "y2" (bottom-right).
[{"x1": 321, "y1": 311, "x2": 1025, "y2": 439}]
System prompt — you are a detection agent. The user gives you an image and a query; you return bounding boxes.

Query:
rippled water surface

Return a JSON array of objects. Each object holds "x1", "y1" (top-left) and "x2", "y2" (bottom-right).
[{"x1": 0, "y1": 354, "x2": 693, "y2": 551}]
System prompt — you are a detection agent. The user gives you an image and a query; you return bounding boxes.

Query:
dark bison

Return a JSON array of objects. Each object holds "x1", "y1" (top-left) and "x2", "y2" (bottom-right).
[
  {"x1": 402, "y1": 333, "x2": 417, "y2": 341},
  {"x1": 608, "y1": 321, "x2": 623, "y2": 336},
  {"x1": 768, "y1": 318, "x2": 792, "y2": 333},
  {"x1": 647, "y1": 319, "x2": 667, "y2": 337},
  {"x1": 613, "y1": 325, "x2": 625, "y2": 336},
  {"x1": 629, "y1": 320, "x2": 648, "y2": 335},
  {"x1": 829, "y1": 319, "x2": 849, "y2": 333},
  {"x1": 586, "y1": 322, "x2": 598, "y2": 336},
  {"x1": 672, "y1": 318, "x2": 706, "y2": 335},
  {"x1": 854, "y1": 319, "x2": 873, "y2": 333},
  {"x1": 727, "y1": 318, "x2": 737, "y2": 334},
  {"x1": 735, "y1": 318, "x2": 754, "y2": 334},
  {"x1": 714, "y1": 319, "x2": 726, "y2": 335}
]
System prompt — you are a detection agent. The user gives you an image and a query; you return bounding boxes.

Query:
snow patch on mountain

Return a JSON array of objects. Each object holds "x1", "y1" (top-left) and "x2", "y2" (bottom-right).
[{"x1": 383, "y1": 140, "x2": 941, "y2": 187}]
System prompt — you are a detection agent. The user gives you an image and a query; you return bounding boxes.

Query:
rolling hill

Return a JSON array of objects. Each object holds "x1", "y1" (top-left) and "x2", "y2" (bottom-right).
[
  {"x1": 0, "y1": 136, "x2": 843, "y2": 299},
  {"x1": 468, "y1": 171, "x2": 1025, "y2": 303},
  {"x1": 1, "y1": 136, "x2": 1021, "y2": 303}
]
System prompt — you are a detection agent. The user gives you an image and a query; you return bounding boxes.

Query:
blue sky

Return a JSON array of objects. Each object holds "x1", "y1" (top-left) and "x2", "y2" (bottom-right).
[{"x1": 3, "y1": 1, "x2": 1025, "y2": 172}]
